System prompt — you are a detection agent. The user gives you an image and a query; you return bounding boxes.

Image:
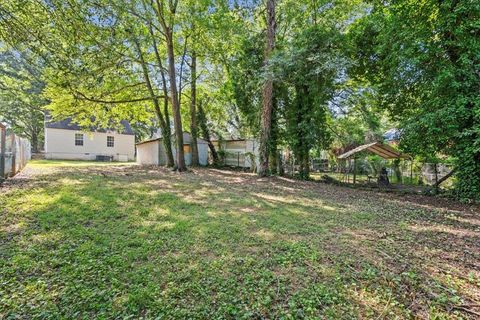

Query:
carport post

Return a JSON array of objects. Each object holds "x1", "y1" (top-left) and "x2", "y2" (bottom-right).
[{"x1": 0, "y1": 124, "x2": 5, "y2": 179}]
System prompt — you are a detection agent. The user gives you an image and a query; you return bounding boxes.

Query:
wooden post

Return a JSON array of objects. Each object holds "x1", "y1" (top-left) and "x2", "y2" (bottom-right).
[
  {"x1": 237, "y1": 152, "x2": 240, "y2": 167},
  {"x1": 291, "y1": 155, "x2": 294, "y2": 177},
  {"x1": 353, "y1": 157, "x2": 357, "y2": 184},
  {"x1": 0, "y1": 125, "x2": 5, "y2": 179}
]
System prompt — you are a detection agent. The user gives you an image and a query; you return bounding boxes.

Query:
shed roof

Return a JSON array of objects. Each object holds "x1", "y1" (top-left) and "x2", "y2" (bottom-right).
[
  {"x1": 338, "y1": 142, "x2": 410, "y2": 160},
  {"x1": 136, "y1": 132, "x2": 208, "y2": 146}
]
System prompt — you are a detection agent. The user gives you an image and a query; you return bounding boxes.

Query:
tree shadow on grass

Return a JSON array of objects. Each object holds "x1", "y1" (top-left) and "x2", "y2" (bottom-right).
[{"x1": 1, "y1": 165, "x2": 479, "y2": 319}]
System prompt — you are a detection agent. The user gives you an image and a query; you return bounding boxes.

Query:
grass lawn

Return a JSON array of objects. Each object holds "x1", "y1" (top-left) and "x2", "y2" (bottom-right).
[{"x1": 1, "y1": 161, "x2": 479, "y2": 319}]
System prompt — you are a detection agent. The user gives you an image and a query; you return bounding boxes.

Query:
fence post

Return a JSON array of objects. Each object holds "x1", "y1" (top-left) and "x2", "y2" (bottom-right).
[
  {"x1": 237, "y1": 152, "x2": 240, "y2": 167},
  {"x1": 0, "y1": 125, "x2": 5, "y2": 179},
  {"x1": 10, "y1": 134, "x2": 16, "y2": 177}
]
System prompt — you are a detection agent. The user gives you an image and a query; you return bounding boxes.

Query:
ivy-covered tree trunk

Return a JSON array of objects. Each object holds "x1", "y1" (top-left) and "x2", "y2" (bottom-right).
[
  {"x1": 268, "y1": 96, "x2": 279, "y2": 174},
  {"x1": 258, "y1": 0, "x2": 276, "y2": 177},
  {"x1": 299, "y1": 151, "x2": 310, "y2": 179},
  {"x1": 454, "y1": 139, "x2": 480, "y2": 201}
]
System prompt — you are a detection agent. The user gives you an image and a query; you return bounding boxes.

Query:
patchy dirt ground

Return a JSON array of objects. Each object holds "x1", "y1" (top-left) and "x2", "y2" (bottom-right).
[{"x1": 1, "y1": 161, "x2": 479, "y2": 319}]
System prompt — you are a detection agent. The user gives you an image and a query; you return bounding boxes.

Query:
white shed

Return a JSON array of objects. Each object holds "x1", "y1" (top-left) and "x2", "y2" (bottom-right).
[{"x1": 136, "y1": 132, "x2": 208, "y2": 166}]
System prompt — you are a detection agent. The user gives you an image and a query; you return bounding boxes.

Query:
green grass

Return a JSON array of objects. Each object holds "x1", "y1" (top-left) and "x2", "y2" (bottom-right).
[
  {"x1": 28, "y1": 159, "x2": 135, "y2": 168},
  {"x1": 1, "y1": 160, "x2": 478, "y2": 319}
]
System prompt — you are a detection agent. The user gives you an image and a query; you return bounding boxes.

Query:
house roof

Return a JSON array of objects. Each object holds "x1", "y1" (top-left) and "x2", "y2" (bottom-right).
[
  {"x1": 136, "y1": 132, "x2": 208, "y2": 146},
  {"x1": 45, "y1": 114, "x2": 135, "y2": 135},
  {"x1": 211, "y1": 138, "x2": 257, "y2": 143},
  {"x1": 338, "y1": 142, "x2": 410, "y2": 160},
  {"x1": 383, "y1": 128, "x2": 401, "y2": 142}
]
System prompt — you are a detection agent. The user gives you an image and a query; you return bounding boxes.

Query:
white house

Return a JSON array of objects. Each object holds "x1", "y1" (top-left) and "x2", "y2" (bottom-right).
[
  {"x1": 44, "y1": 115, "x2": 135, "y2": 161},
  {"x1": 136, "y1": 132, "x2": 208, "y2": 166}
]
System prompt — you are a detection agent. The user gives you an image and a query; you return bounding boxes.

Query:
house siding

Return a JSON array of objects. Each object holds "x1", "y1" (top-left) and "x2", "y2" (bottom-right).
[{"x1": 45, "y1": 128, "x2": 135, "y2": 161}]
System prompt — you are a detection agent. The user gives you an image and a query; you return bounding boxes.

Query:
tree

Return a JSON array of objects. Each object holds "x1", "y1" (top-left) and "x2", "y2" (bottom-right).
[
  {"x1": 131, "y1": 31, "x2": 175, "y2": 167},
  {"x1": 0, "y1": 49, "x2": 46, "y2": 152},
  {"x1": 153, "y1": 0, "x2": 187, "y2": 171},
  {"x1": 258, "y1": 0, "x2": 276, "y2": 177},
  {"x1": 189, "y1": 49, "x2": 199, "y2": 166},
  {"x1": 275, "y1": 26, "x2": 342, "y2": 178}
]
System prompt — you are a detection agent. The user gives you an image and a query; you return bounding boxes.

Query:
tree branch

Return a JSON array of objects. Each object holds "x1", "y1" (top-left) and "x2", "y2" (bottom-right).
[{"x1": 73, "y1": 91, "x2": 164, "y2": 104}]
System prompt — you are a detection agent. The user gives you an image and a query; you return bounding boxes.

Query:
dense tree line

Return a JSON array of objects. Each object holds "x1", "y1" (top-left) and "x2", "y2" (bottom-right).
[
  {"x1": 0, "y1": 48, "x2": 46, "y2": 152},
  {"x1": 0, "y1": 0, "x2": 478, "y2": 200}
]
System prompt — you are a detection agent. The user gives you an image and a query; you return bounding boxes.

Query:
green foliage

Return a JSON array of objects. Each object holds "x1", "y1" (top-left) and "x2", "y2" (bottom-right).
[
  {"x1": 229, "y1": 34, "x2": 264, "y2": 136},
  {"x1": 0, "y1": 48, "x2": 46, "y2": 151},
  {"x1": 350, "y1": 0, "x2": 480, "y2": 200},
  {"x1": 273, "y1": 25, "x2": 344, "y2": 177}
]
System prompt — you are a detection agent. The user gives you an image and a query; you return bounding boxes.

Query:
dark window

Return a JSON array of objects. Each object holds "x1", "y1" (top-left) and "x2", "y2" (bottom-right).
[
  {"x1": 107, "y1": 136, "x2": 114, "y2": 147},
  {"x1": 75, "y1": 133, "x2": 84, "y2": 146}
]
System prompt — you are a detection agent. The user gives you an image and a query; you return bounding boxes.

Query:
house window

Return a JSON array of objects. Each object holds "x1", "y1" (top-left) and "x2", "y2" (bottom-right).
[
  {"x1": 75, "y1": 133, "x2": 84, "y2": 146},
  {"x1": 107, "y1": 136, "x2": 114, "y2": 147}
]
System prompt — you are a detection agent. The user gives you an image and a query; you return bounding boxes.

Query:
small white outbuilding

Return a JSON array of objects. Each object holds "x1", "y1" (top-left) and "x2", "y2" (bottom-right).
[{"x1": 136, "y1": 132, "x2": 208, "y2": 166}]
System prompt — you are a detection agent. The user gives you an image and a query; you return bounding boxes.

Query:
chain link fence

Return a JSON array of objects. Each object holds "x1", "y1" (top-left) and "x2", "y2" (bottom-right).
[{"x1": 0, "y1": 125, "x2": 31, "y2": 180}]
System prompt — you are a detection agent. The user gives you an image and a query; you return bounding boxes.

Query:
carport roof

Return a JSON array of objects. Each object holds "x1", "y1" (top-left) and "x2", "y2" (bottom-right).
[{"x1": 338, "y1": 142, "x2": 410, "y2": 160}]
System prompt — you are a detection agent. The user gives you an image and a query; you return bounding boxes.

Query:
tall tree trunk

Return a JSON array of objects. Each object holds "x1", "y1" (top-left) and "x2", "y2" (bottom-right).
[
  {"x1": 300, "y1": 151, "x2": 310, "y2": 179},
  {"x1": 155, "y1": 0, "x2": 186, "y2": 171},
  {"x1": 268, "y1": 93, "x2": 279, "y2": 174},
  {"x1": 161, "y1": 89, "x2": 174, "y2": 167},
  {"x1": 258, "y1": 0, "x2": 276, "y2": 177},
  {"x1": 165, "y1": 31, "x2": 186, "y2": 171},
  {"x1": 198, "y1": 100, "x2": 219, "y2": 164},
  {"x1": 148, "y1": 23, "x2": 174, "y2": 167},
  {"x1": 189, "y1": 51, "x2": 199, "y2": 166}
]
